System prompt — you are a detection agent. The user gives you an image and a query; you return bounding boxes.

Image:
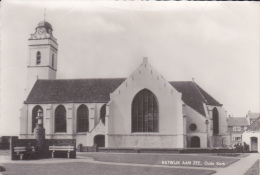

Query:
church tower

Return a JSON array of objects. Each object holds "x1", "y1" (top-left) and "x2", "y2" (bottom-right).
[{"x1": 26, "y1": 21, "x2": 58, "y2": 96}]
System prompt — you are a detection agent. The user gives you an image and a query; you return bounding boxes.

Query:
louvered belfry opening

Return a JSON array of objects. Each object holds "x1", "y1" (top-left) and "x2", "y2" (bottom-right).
[
  {"x1": 132, "y1": 89, "x2": 159, "y2": 132},
  {"x1": 36, "y1": 51, "x2": 41, "y2": 65}
]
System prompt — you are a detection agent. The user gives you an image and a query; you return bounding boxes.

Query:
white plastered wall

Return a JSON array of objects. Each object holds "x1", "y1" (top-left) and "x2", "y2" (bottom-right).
[
  {"x1": 207, "y1": 105, "x2": 230, "y2": 147},
  {"x1": 106, "y1": 60, "x2": 184, "y2": 148},
  {"x1": 184, "y1": 105, "x2": 207, "y2": 148},
  {"x1": 242, "y1": 132, "x2": 260, "y2": 152},
  {"x1": 20, "y1": 102, "x2": 106, "y2": 147}
]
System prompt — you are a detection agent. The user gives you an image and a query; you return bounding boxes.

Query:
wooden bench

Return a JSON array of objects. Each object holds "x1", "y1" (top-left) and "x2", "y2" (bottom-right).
[
  {"x1": 49, "y1": 145, "x2": 74, "y2": 158},
  {"x1": 14, "y1": 146, "x2": 35, "y2": 160}
]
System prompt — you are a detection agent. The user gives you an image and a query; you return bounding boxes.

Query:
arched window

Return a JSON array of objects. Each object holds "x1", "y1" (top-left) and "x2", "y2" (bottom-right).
[
  {"x1": 55, "y1": 105, "x2": 66, "y2": 132},
  {"x1": 36, "y1": 51, "x2": 41, "y2": 65},
  {"x1": 77, "y1": 105, "x2": 89, "y2": 132},
  {"x1": 132, "y1": 89, "x2": 159, "y2": 132},
  {"x1": 52, "y1": 54, "x2": 54, "y2": 67},
  {"x1": 100, "y1": 104, "x2": 106, "y2": 125},
  {"x1": 32, "y1": 105, "x2": 43, "y2": 132},
  {"x1": 213, "y1": 107, "x2": 219, "y2": 135}
]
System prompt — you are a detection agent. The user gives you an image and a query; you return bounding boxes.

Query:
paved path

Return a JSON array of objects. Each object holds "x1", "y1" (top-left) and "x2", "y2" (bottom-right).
[
  {"x1": 213, "y1": 153, "x2": 259, "y2": 175},
  {"x1": 0, "y1": 153, "x2": 259, "y2": 174}
]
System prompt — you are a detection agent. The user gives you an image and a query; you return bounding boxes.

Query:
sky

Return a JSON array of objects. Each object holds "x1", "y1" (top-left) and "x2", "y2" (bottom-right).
[{"x1": 1, "y1": 1, "x2": 259, "y2": 136}]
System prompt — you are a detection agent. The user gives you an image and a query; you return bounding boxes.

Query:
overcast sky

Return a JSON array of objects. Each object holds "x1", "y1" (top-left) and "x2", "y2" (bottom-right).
[{"x1": 1, "y1": 1, "x2": 259, "y2": 136}]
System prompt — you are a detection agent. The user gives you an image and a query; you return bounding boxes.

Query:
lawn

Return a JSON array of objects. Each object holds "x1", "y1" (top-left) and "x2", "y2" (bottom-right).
[
  {"x1": 1, "y1": 162, "x2": 216, "y2": 175},
  {"x1": 0, "y1": 150, "x2": 242, "y2": 175},
  {"x1": 81, "y1": 152, "x2": 239, "y2": 168}
]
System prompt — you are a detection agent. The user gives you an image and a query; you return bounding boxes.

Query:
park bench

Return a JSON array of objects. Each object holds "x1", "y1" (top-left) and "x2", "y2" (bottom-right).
[
  {"x1": 14, "y1": 146, "x2": 35, "y2": 160},
  {"x1": 49, "y1": 145, "x2": 74, "y2": 158}
]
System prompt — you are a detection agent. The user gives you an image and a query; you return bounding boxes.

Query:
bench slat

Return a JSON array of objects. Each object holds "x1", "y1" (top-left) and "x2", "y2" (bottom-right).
[
  {"x1": 49, "y1": 148, "x2": 74, "y2": 150},
  {"x1": 14, "y1": 147, "x2": 26, "y2": 152},
  {"x1": 49, "y1": 146, "x2": 73, "y2": 148},
  {"x1": 14, "y1": 146, "x2": 35, "y2": 152},
  {"x1": 49, "y1": 146, "x2": 74, "y2": 151},
  {"x1": 14, "y1": 149, "x2": 26, "y2": 151},
  {"x1": 49, "y1": 149, "x2": 74, "y2": 151}
]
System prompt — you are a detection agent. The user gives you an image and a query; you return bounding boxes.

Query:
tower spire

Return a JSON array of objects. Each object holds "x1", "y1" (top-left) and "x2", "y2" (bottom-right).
[{"x1": 44, "y1": 8, "x2": 46, "y2": 22}]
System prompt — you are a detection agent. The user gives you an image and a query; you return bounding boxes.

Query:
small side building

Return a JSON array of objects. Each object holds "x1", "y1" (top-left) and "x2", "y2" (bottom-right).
[
  {"x1": 242, "y1": 117, "x2": 260, "y2": 152},
  {"x1": 227, "y1": 117, "x2": 249, "y2": 146}
]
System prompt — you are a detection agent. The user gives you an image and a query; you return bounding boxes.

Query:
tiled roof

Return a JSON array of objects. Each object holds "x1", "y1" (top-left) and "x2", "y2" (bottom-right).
[
  {"x1": 169, "y1": 81, "x2": 222, "y2": 116},
  {"x1": 247, "y1": 113, "x2": 260, "y2": 119},
  {"x1": 247, "y1": 117, "x2": 260, "y2": 131},
  {"x1": 25, "y1": 79, "x2": 126, "y2": 104},
  {"x1": 26, "y1": 79, "x2": 222, "y2": 116},
  {"x1": 227, "y1": 117, "x2": 249, "y2": 126}
]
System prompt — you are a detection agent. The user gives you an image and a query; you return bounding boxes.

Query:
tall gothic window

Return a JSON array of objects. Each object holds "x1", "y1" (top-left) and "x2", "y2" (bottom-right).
[
  {"x1": 213, "y1": 107, "x2": 219, "y2": 135},
  {"x1": 100, "y1": 104, "x2": 106, "y2": 125},
  {"x1": 132, "y1": 89, "x2": 159, "y2": 132},
  {"x1": 52, "y1": 54, "x2": 54, "y2": 67},
  {"x1": 77, "y1": 105, "x2": 89, "y2": 132},
  {"x1": 36, "y1": 51, "x2": 41, "y2": 65},
  {"x1": 55, "y1": 105, "x2": 66, "y2": 132},
  {"x1": 32, "y1": 105, "x2": 43, "y2": 132}
]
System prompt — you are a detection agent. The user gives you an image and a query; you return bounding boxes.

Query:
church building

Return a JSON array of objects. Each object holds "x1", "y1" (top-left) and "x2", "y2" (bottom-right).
[{"x1": 20, "y1": 21, "x2": 230, "y2": 149}]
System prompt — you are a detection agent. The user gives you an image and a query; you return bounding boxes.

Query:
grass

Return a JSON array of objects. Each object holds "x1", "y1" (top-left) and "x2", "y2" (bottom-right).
[
  {"x1": 82, "y1": 152, "x2": 239, "y2": 168},
  {"x1": 244, "y1": 159, "x2": 259, "y2": 175},
  {"x1": 1, "y1": 150, "x2": 243, "y2": 175},
  {"x1": 1, "y1": 162, "x2": 216, "y2": 175}
]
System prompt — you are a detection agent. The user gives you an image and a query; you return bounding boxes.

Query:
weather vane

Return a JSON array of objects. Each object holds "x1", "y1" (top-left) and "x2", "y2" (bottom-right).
[{"x1": 44, "y1": 8, "x2": 46, "y2": 22}]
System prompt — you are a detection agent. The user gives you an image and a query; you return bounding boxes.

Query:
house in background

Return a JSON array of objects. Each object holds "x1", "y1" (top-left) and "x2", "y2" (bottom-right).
[
  {"x1": 242, "y1": 117, "x2": 260, "y2": 152},
  {"x1": 246, "y1": 111, "x2": 260, "y2": 125},
  {"x1": 227, "y1": 117, "x2": 249, "y2": 146}
]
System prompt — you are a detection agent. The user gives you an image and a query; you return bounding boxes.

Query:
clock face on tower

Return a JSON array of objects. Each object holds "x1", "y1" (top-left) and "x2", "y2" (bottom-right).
[{"x1": 38, "y1": 28, "x2": 46, "y2": 35}]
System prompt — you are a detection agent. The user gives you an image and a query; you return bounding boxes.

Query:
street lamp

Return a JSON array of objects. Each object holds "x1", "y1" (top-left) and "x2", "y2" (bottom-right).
[
  {"x1": 36, "y1": 109, "x2": 43, "y2": 125},
  {"x1": 34, "y1": 109, "x2": 45, "y2": 152},
  {"x1": 205, "y1": 120, "x2": 209, "y2": 148}
]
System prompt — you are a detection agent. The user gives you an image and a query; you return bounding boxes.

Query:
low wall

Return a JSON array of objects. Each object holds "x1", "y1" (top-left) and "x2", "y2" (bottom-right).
[
  {"x1": 81, "y1": 145, "x2": 97, "y2": 152},
  {"x1": 11, "y1": 138, "x2": 76, "y2": 160},
  {"x1": 107, "y1": 134, "x2": 183, "y2": 148},
  {"x1": 97, "y1": 147, "x2": 238, "y2": 154},
  {"x1": 0, "y1": 136, "x2": 18, "y2": 149}
]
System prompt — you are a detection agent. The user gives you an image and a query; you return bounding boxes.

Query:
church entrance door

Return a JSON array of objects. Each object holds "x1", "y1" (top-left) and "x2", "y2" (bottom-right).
[
  {"x1": 250, "y1": 137, "x2": 258, "y2": 152},
  {"x1": 94, "y1": 135, "x2": 105, "y2": 147},
  {"x1": 190, "y1": 136, "x2": 200, "y2": 148}
]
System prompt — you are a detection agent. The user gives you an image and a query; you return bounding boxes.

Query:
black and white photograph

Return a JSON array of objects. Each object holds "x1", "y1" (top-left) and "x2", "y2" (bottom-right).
[{"x1": 0, "y1": 1, "x2": 259, "y2": 174}]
